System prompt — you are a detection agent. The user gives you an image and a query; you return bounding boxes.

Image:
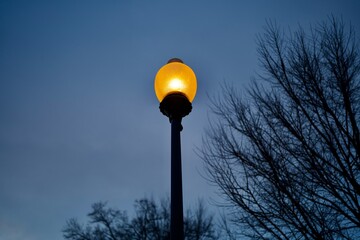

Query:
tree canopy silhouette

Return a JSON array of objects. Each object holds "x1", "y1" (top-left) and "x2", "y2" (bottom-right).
[
  {"x1": 63, "y1": 197, "x2": 219, "y2": 240},
  {"x1": 201, "y1": 17, "x2": 360, "y2": 239}
]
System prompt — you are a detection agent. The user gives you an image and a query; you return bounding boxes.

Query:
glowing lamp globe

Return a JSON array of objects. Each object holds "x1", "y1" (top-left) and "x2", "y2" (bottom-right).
[
  {"x1": 154, "y1": 58, "x2": 197, "y2": 103},
  {"x1": 154, "y1": 58, "x2": 197, "y2": 120}
]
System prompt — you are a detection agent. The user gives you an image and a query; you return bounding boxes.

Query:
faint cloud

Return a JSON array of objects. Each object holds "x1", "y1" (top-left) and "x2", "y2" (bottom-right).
[{"x1": 0, "y1": 220, "x2": 34, "y2": 240}]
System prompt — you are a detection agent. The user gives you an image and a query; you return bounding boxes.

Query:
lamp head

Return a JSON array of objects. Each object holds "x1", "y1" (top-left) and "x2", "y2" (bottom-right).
[
  {"x1": 154, "y1": 58, "x2": 197, "y2": 103},
  {"x1": 154, "y1": 58, "x2": 197, "y2": 120}
]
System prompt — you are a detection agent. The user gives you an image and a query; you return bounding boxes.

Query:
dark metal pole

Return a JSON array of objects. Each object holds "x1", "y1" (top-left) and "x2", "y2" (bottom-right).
[
  {"x1": 170, "y1": 118, "x2": 184, "y2": 240},
  {"x1": 159, "y1": 92, "x2": 192, "y2": 240}
]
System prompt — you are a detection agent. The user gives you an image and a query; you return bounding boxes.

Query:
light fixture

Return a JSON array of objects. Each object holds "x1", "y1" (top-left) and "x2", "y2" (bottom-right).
[{"x1": 154, "y1": 58, "x2": 197, "y2": 240}]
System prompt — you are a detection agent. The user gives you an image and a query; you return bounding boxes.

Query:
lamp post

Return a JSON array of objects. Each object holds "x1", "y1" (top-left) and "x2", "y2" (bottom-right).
[{"x1": 154, "y1": 58, "x2": 197, "y2": 240}]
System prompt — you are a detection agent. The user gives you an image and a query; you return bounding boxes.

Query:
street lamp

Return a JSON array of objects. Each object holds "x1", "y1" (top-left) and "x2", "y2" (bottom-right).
[{"x1": 154, "y1": 58, "x2": 197, "y2": 240}]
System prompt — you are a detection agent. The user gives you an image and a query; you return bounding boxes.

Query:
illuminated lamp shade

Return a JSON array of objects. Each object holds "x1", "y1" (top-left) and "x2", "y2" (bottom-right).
[{"x1": 154, "y1": 59, "x2": 197, "y2": 103}]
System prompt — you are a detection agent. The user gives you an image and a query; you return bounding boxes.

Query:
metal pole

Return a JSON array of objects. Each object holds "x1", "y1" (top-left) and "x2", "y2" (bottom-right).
[{"x1": 170, "y1": 118, "x2": 184, "y2": 240}]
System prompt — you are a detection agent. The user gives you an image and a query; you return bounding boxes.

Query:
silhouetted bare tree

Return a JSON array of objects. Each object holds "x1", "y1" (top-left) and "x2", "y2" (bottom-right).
[
  {"x1": 201, "y1": 17, "x2": 360, "y2": 239},
  {"x1": 63, "y1": 197, "x2": 219, "y2": 240},
  {"x1": 184, "y1": 200, "x2": 218, "y2": 239}
]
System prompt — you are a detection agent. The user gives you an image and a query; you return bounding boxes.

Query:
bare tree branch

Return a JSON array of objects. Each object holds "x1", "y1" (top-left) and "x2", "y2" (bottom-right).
[{"x1": 201, "y1": 17, "x2": 360, "y2": 239}]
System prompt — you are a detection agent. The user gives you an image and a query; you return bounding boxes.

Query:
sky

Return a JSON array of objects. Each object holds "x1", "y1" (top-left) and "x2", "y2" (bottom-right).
[{"x1": 1, "y1": 1, "x2": 359, "y2": 239}]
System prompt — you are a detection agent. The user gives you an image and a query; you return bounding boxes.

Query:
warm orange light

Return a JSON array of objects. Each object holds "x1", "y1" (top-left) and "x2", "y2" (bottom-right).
[{"x1": 154, "y1": 60, "x2": 197, "y2": 103}]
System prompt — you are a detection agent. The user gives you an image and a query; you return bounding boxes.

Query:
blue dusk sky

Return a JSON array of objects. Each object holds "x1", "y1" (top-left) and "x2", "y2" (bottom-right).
[{"x1": 1, "y1": 1, "x2": 359, "y2": 239}]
